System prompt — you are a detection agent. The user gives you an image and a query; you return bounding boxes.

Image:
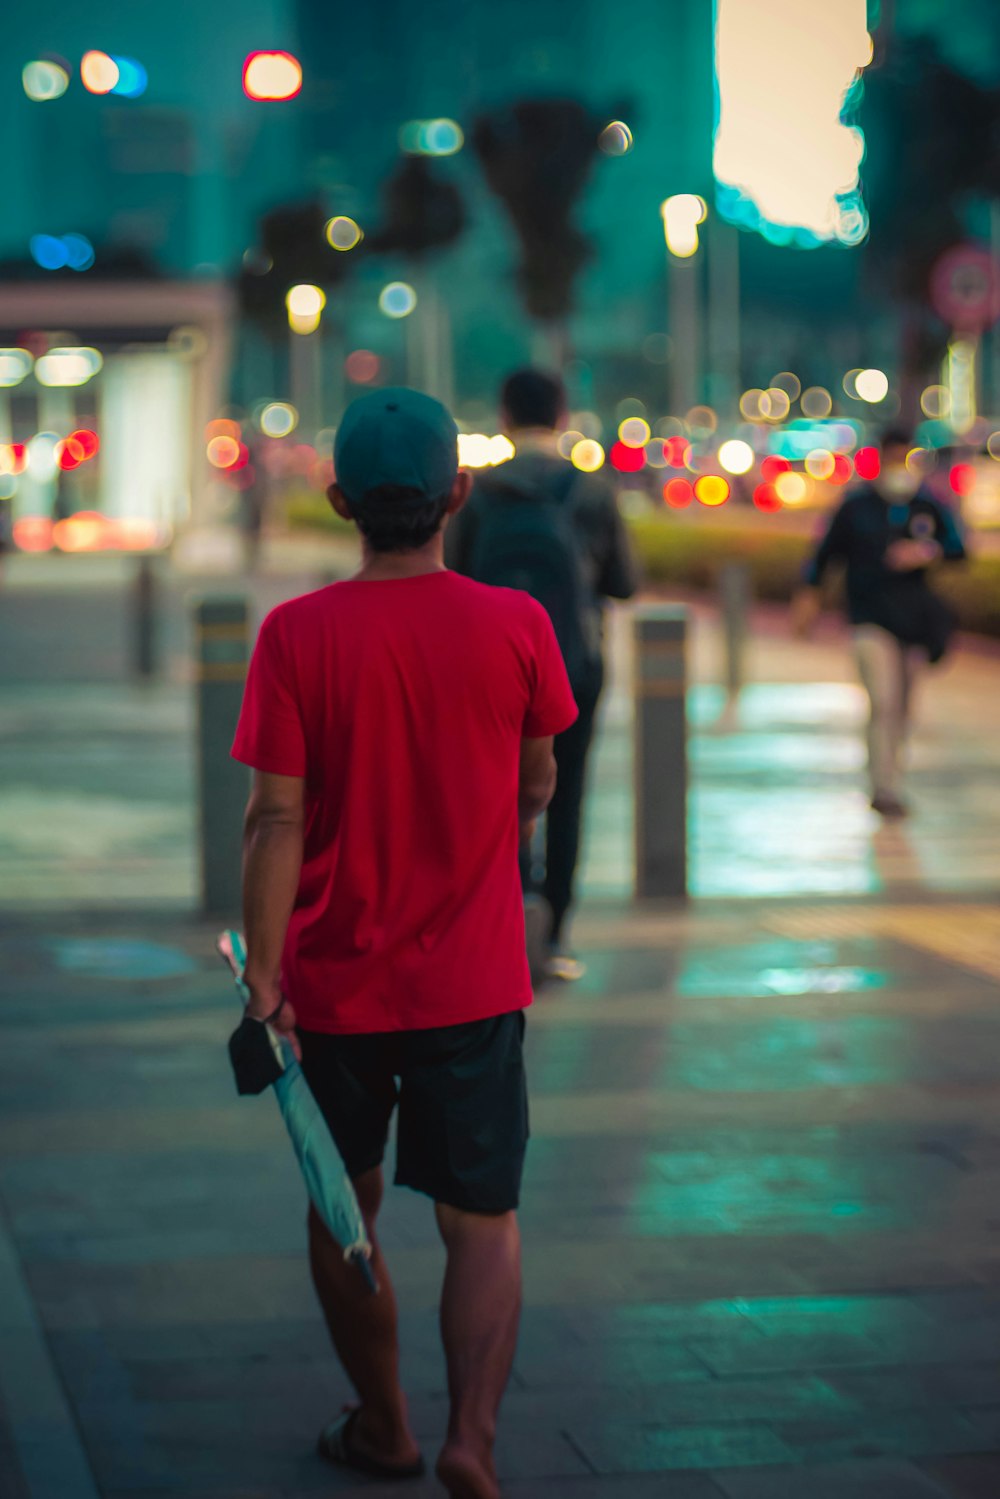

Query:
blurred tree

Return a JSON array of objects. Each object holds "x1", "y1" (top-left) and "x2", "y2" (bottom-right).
[
  {"x1": 860, "y1": 35, "x2": 1000, "y2": 403},
  {"x1": 237, "y1": 199, "x2": 352, "y2": 338},
  {"x1": 365, "y1": 156, "x2": 465, "y2": 257},
  {"x1": 472, "y1": 99, "x2": 604, "y2": 362}
]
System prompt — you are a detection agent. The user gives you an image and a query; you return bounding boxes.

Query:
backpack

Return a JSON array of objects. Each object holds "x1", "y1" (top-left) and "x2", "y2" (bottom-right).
[{"x1": 469, "y1": 466, "x2": 595, "y2": 685}]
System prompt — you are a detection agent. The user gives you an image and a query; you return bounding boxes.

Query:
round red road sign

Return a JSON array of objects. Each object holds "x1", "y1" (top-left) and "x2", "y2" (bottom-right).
[{"x1": 930, "y1": 245, "x2": 1000, "y2": 332}]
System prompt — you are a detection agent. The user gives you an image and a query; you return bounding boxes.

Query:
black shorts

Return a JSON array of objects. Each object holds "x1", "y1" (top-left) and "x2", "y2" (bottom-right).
[{"x1": 298, "y1": 1010, "x2": 529, "y2": 1215}]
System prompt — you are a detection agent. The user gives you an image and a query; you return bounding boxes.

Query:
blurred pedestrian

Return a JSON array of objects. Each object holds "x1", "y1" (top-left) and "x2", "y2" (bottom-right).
[
  {"x1": 792, "y1": 427, "x2": 966, "y2": 818},
  {"x1": 447, "y1": 368, "x2": 638, "y2": 981},
  {"x1": 231, "y1": 388, "x2": 577, "y2": 1499}
]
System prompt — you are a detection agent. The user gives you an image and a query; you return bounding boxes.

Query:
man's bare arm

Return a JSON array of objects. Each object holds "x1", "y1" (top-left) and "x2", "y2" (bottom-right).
[
  {"x1": 519, "y1": 736, "x2": 557, "y2": 832},
  {"x1": 241, "y1": 770, "x2": 305, "y2": 1053}
]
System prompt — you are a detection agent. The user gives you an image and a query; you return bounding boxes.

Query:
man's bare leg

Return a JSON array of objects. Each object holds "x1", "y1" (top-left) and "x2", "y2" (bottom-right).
[
  {"x1": 435, "y1": 1204, "x2": 522, "y2": 1499},
  {"x1": 308, "y1": 1167, "x2": 421, "y2": 1467}
]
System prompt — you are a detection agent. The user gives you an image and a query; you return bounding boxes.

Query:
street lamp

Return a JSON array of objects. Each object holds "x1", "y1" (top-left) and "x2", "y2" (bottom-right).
[
  {"x1": 286, "y1": 285, "x2": 325, "y2": 436},
  {"x1": 661, "y1": 195, "x2": 707, "y2": 415}
]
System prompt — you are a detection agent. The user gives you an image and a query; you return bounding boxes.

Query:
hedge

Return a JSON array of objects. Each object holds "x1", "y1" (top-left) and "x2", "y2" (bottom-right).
[{"x1": 626, "y1": 513, "x2": 1000, "y2": 640}]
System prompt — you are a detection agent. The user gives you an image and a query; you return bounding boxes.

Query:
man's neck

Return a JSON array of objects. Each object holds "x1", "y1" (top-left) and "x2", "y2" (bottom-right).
[
  {"x1": 353, "y1": 536, "x2": 447, "y2": 582},
  {"x1": 508, "y1": 427, "x2": 560, "y2": 456}
]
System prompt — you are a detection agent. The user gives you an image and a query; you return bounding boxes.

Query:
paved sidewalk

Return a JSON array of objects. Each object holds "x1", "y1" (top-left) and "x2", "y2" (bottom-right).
[{"x1": 2, "y1": 565, "x2": 1000, "y2": 1498}]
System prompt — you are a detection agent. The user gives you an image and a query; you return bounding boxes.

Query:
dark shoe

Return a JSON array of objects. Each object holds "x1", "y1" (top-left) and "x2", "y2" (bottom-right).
[
  {"x1": 524, "y1": 895, "x2": 553, "y2": 982},
  {"x1": 318, "y1": 1408, "x2": 426, "y2": 1481},
  {"x1": 871, "y1": 793, "x2": 909, "y2": 820}
]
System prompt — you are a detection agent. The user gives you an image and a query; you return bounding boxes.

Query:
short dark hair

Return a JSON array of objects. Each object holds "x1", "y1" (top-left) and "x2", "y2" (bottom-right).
[
  {"x1": 500, "y1": 368, "x2": 566, "y2": 431},
  {"x1": 346, "y1": 484, "x2": 450, "y2": 553},
  {"x1": 880, "y1": 426, "x2": 912, "y2": 453}
]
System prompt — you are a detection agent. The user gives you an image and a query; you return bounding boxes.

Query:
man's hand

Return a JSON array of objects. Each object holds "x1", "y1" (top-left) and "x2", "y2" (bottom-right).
[
  {"x1": 790, "y1": 588, "x2": 821, "y2": 639},
  {"x1": 243, "y1": 977, "x2": 301, "y2": 1061},
  {"x1": 886, "y1": 538, "x2": 941, "y2": 572},
  {"x1": 519, "y1": 818, "x2": 537, "y2": 846}
]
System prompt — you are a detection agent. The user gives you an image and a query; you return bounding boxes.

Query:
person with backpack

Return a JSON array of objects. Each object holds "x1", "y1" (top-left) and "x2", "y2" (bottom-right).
[
  {"x1": 447, "y1": 368, "x2": 638, "y2": 980},
  {"x1": 232, "y1": 388, "x2": 577, "y2": 1498},
  {"x1": 791, "y1": 426, "x2": 967, "y2": 818}
]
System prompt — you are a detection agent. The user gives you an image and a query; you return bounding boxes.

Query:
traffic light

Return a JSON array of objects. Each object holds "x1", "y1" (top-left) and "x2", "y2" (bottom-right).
[
  {"x1": 238, "y1": 199, "x2": 353, "y2": 335},
  {"x1": 366, "y1": 157, "x2": 465, "y2": 256}
]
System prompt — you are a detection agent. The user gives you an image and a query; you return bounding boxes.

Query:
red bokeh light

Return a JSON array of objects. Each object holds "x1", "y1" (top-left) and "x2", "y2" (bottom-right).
[
  {"x1": 57, "y1": 436, "x2": 87, "y2": 470},
  {"x1": 855, "y1": 446, "x2": 880, "y2": 480},
  {"x1": 663, "y1": 436, "x2": 692, "y2": 468},
  {"x1": 5, "y1": 443, "x2": 28, "y2": 475},
  {"x1": 345, "y1": 349, "x2": 380, "y2": 384},
  {"x1": 830, "y1": 453, "x2": 853, "y2": 485},
  {"x1": 753, "y1": 482, "x2": 782, "y2": 512},
  {"x1": 663, "y1": 478, "x2": 694, "y2": 508},
  {"x1": 610, "y1": 441, "x2": 645, "y2": 474},
  {"x1": 950, "y1": 462, "x2": 976, "y2": 496},
  {"x1": 760, "y1": 455, "x2": 790, "y2": 483},
  {"x1": 12, "y1": 516, "x2": 53, "y2": 552},
  {"x1": 70, "y1": 429, "x2": 100, "y2": 460}
]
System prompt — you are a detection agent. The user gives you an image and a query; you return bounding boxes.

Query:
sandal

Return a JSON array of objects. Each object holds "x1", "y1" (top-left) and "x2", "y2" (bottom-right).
[{"x1": 317, "y1": 1407, "x2": 426, "y2": 1481}]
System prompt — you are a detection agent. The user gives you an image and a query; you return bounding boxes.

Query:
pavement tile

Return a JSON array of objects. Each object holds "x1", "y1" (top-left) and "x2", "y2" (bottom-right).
[
  {"x1": 775, "y1": 1408, "x2": 993, "y2": 1463},
  {"x1": 567, "y1": 1420, "x2": 794, "y2": 1474},
  {"x1": 919, "y1": 1455, "x2": 1000, "y2": 1498},
  {"x1": 711, "y1": 1459, "x2": 951, "y2": 1498}
]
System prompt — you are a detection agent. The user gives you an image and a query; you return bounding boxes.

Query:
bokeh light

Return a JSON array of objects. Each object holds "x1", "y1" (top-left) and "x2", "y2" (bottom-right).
[
  {"x1": 769, "y1": 371, "x2": 801, "y2": 400},
  {"x1": 557, "y1": 430, "x2": 585, "y2": 459},
  {"x1": 921, "y1": 384, "x2": 951, "y2": 420},
  {"x1": 610, "y1": 441, "x2": 645, "y2": 473},
  {"x1": 664, "y1": 435, "x2": 693, "y2": 468},
  {"x1": 260, "y1": 402, "x2": 298, "y2": 438},
  {"x1": 345, "y1": 349, "x2": 380, "y2": 384},
  {"x1": 764, "y1": 387, "x2": 791, "y2": 421},
  {"x1": 753, "y1": 482, "x2": 782, "y2": 512},
  {"x1": 801, "y1": 386, "x2": 833, "y2": 418},
  {"x1": 694, "y1": 474, "x2": 730, "y2": 506},
  {"x1": 987, "y1": 431, "x2": 1000, "y2": 461},
  {"x1": 207, "y1": 435, "x2": 241, "y2": 469},
  {"x1": 842, "y1": 369, "x2": 862, "y2": 399},
  {"x1": 0, "y1": 349, "x2": 33, "y2": 387},
  {"x1": 950, "y1": 462, "x2": 976, "y2": 496},
  {"x1": 854, "y1": 445, "x2": 880, "y2": 479},
  {"x1": 661, "y1": 194, "x2": 707, "y2": 258},
  {"x1": 286, "y1": 283, "x2": 325, "y2": 334},
  {"x1": 379, "y1": 282, "x2": 417, "y2": 318},
  {"x1": 663, "y1": 478, "x2": 694, "y2": 508},
  {"x1": 205, "y1": 418, "x2": 241, "y2": 443},
  {"x1": 598, "y1": 120, "x2": 633, "y2": 156},
  {"x1": 830, "y1": 453, "x2": 853, "y2": 484},
  {"x1": 243, "y1": 51, "x2": 302, "y2": 101},
  {"x1": 326, "y1": 216, "x2": 363, "y2": 251},
  {"x1": 570, "y1": 439, "x2": 605, "y2": 473},
  {"x1": 81, "y1": 51, "x2": 119, "y2": 94},
  {"x1": 739, "y1": 388, "x2": 768, "y2": 421},
  {"x1": 618, "y1": 416, "x2": 651, "y2": 448},
  {"x1": 854, "y1": 368, "x2": 889, "y2": 403},
  {"x1": 108, "y1": 56, "x2": 147, "y2": 98},
  {"x1": 34, "y1": 348, "x2": 102, "y2": 387},
  {"x1": 400, "y1": 118, "x2": 464, "y2": 156},
  {"x1": 760, "y1": 455, "x2": 791, "y2": 482},
  {"x1": 644, "y1": 439, "x2": 669, "y2": 468},
  {"x1": 774, "y1": 471, "x2": 809, "y2": 504},
  {"x1": 804, "y1": 448, "x2": 835, "y2": 480},
  {"x1": 686, "y1": 405, "x2": 718, "y2": 435},
  {"x1": 23, "y1": 61, "x2": 69, "y2": 101},
  {"x1": 718, "y1": 439, "x2": 754, "y2": 475},
  {"x1": 12, "y1": 516, "x2": 54, "y2": 552}
]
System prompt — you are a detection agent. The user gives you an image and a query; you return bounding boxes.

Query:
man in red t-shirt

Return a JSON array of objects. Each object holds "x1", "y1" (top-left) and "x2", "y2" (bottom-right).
[{"x1": 232, "y1": 387, "x2": 577, "y2": 1498}]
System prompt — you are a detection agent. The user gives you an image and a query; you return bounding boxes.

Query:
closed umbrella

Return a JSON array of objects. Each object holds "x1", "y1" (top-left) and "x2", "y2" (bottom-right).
[{"x1": 217, "y1": 930, "x2": 377, "y2": 1294}]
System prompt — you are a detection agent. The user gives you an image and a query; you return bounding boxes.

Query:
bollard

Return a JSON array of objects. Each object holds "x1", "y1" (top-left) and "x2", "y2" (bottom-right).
[
  {"x1": 194, "y1": 597, "x2": 250, "y2": 917},
  {"x1": 719, "y1": 561, "x2": 751, "y2": 701},
  {"x1": 633, "y1": 605, "x2": 688, "y2": 900},
  {"x1": 133, "y1": 555, "x2": 156, "y2": 678}
]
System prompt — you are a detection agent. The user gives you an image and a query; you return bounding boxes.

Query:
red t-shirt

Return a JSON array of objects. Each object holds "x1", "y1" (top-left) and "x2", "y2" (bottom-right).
[{"x1": 232, "y1": 571, "x2": 578, "y2": 1034}]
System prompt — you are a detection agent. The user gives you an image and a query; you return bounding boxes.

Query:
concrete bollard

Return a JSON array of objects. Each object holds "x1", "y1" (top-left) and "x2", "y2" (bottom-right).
[
  {"x1": 633, "y1": 605, "x2": 688, "y2": 900},
  {"x1": 719, "y1": 561, "x2": 751, "y2": 701},
  {"x1": 194, "y1": 597, "x2": 250, "y2": 917},
  {"x1": 133, "y1": 555, "x2": 157, "y2": 678}
]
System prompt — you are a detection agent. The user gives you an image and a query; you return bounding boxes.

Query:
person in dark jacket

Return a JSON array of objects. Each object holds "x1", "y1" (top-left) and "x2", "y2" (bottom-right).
[
  {"x1": 792, "y1": 427, "x2": 966, "y2": 818},
  {"x1": 447, "y1": 368, "x2": 638, "y2": 979}
]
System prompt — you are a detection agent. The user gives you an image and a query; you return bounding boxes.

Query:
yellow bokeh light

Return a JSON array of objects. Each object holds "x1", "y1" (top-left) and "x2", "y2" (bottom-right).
[
  {"x1": 854, "y1": 368, "x2": 889, "y2": 403},
  {"x1": 804, "y1": 448, "x2": 835, "y2": 480},
  {"x1": 556, "y1": 430, "x2": 584, "y2": 459},
  {"x1": 694, "y1": 474, "x2": 730, "y2": 507},
  {"x1": 905, "y1": 447, "x2": 930, "y2": 475},
  {"x1": 801, "y1": 386, "x2": 833, "y2": 419},
  {"x1": 326, "y1": 216, "x2": 363, "y2": 251},
  {"x1": 920, "y1": 384, "x2": 951, "y2": 419},
  {"x1": 286, "y1": 283, "x2": 325, "y2": 334},
  {"x1": 661, "y1": 194, "x2": 707, "y2": 258},
  {"x1": 260, "y1": 402, "x2": 298, "y2": 438},
  {"x1": 619, "y1": 417, "x2": 652, "y2": 448},
  {"x1": 714, "y1": 0, "x2": 870, "y2": 240},
  {"x1": 774, "y1": 471, "x2": 809, "y2": 504},
  {"x1": 207, "y1": 436, "x2": 241, "y2": 469},
  {"x1": 571, "y1": 439, "x2": 605, "y2": 473},
  {"x1": 770, "y1": 371, "x2": 801, "y2": 400},
  {"x1": 718, "y1": 439, "x2": 754, "y2": 475},
  {"x1": 243, "y1": 51, "x2": 302, "y2": 101},
  {"x1": 739, "y1": 388, "x2": 768, "y2": 422},
  {"x1": 987, "y1": 431, "x2": 1000, "y2": 461},
  {"x1": 764, "y1": 388, "x2": 791, "y2": 422}
]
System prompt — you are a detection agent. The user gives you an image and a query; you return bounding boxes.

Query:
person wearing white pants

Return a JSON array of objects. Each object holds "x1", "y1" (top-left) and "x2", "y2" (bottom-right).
[{"x1": 792, "y1": 429, "x2": 966, "y2": 819}]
